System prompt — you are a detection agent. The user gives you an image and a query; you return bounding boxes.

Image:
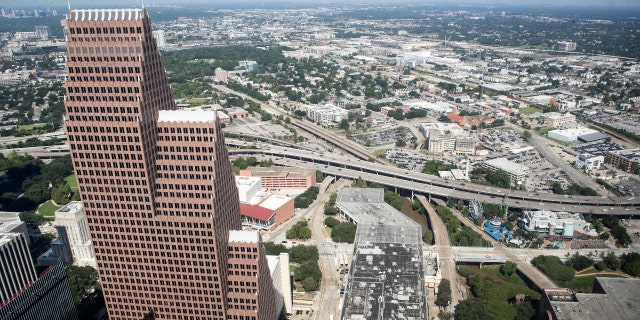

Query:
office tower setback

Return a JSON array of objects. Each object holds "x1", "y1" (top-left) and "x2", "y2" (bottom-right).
[{"x1": 63, "y1": 8, "x2": 276, "y2": 320}]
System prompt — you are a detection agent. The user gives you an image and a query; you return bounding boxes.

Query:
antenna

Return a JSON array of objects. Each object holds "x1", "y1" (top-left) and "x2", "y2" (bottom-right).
[
  {"x1": 142, "y1": 0, "x2": 145, "y2": 8},
  {"x1": 68, "y1": 0, "x2": 71, "y2": 10}
]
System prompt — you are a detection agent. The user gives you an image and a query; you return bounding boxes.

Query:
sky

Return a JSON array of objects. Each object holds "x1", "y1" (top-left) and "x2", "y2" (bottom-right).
[{"x1": 1, "y1": 0, "x2": 639, "y2": 9}]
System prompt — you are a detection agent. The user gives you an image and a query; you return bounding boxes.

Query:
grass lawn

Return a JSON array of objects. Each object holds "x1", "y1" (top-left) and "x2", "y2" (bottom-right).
[
  {"x1": 482, "y1": 265, "x2": 528, "y2": 286},
  {"x1": 562, "y1": 274, "x2": 624, "y2": 291},
  {"x1": 289, "y1": 265, "x2": 298, "y2": 273},
  {"x1": 18, "y1": 123, "x2": 48, "y2": 130},
  {"x1": 38, "y1": 200, "x2": 62, "y2": 217},
  {"x1": 519, "y1": 107, "x2": 543, "y2": 115},
  {"x1": 325, "y1": 227, "x2": 333, "y2": 234},
  {"x1": 65, "y1": 174, "x2": 78, "y2": 191},
  {"x1": 373, "y1": 149, "x2": 388, "y2": 157}
]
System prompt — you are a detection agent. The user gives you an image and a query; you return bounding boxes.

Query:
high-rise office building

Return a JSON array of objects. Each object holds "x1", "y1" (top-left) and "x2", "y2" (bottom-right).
[
  {"x1": 63, "y1": 8, "x2": 276, "y2": 319},
  {"x1": 1, "y1": 213, "x2": 77, "y2": 320}
]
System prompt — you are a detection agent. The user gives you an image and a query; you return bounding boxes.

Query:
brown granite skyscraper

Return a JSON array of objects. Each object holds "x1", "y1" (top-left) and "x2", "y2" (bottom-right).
[{"x1": 63, "y1": 8, "x2": 276, "y2": 320}]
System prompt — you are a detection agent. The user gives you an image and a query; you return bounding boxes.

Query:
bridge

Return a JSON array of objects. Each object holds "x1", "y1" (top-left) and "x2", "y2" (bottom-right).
[{"x1": 227, "y1": 145, "x2": 640, "y2": 215}]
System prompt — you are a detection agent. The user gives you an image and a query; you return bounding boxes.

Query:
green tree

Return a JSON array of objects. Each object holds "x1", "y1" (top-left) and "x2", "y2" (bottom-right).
[
  {"x1": 66, "y1": 266, "x2": 99, "y2": 303},
  {"x1": 339, "y1": 119, "x2": 350, "y2": 131},
  {"x1": 19, "y1": 210, "x2": 45, "y2": 225},
  {"x1": 603, "y1": 252, "x2": 621, "y2": 270},
  {"x1": 455, "y1": 298, "x2": 488, "y2": 320},
  {"x1": 294, "y1": 261, "x2": 322, "y2": 282},
  {"x1": 565, "y1": 253, "x2": 594, "y2": 271},
  {"x1": 395, "y1": 139, "x2": 406, "y2": 147},
  {"x1": 289, "y1": 245, "x2": 319, "y2": 264},
  {"x1": 324, "y1": 217, "x2": 340, "y2": 228},
  {"x1": 500, "y1": 261, "x2": 517, "y2": 276},
  {"x1": 422, "y1": 230, "x2": 434, "y2": 244},
  {"x1": 302, "y1": 277, "x2": 318, "y2": 291},
  {"x1": 435, "y1": 279, "x2": 451, "y2": 307},
  {"x1": 263, "y1": 242, "x2": 288, "y2": 255},
  {"x1": 324, "y1": 206, "x2": 338, "y2": 215},
  {"x1": 51, "y1": 182, "x2": 71, "y2": 205},
  {"x1": 331, "y1": 222, "x2": 357, "y2": 243}
]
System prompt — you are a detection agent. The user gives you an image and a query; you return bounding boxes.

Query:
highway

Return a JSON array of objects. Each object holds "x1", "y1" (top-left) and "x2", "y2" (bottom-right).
[{"x1": 227, "y1": 144, "x2": 640, "y2": 213}]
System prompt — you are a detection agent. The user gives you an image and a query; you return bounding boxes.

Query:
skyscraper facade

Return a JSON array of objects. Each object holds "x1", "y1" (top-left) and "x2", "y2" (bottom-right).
[{"x1": 64, "y1": 8, "x2": 275, "y2": 320}]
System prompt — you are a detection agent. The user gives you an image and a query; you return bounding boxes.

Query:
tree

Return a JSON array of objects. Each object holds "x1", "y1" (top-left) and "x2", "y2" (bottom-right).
[
  {"x1": 294, "y1": 261, "x2": 322, "y2": 282},
  {"x1": 422, "y1": 230, "x2": 433, "y2": 244},
  {"x1": 455, "y1": 298, "x2": 487, "y2": 320},
  {"x1": 324, "y1": 217, "x2": 340, "y2": 228},
  {"x1": 521, "y1": 130, "x2": 532, "y2": 141},
  {"x1": 19, "y1": 210, "x2": 45, "y2": 225},
  {"x1": 51, "y1": 182, "x2": 71, "y2": 205},
  {"x1": 302, "y1": 277, "x2": 318, "y2": 291},
  {"x1": 395, "y1": 138, "x2": 406, "y2": 147},
  {"x1": 263, "y1": 242, "x2": 288, "y2": 255},
  {"x1": 289, "y1": 245, "x2": 319, "y2": 264},
  {"x1": 66, "y1": 266, "x2": 99, "y2": 303},
  {"x1": 500, "y1": 261, "x2": 517, "y2": 276},
  {"x1": 438, "y1": 311, "x2": 453, "y2": 320},
  {"x1": 331, "y1": 222, "x2": 357, "y2": 243},
  {"x1": 339, "y1": 119, "x2": 350, "y2": 131},
  {"x1": 565, "y1": 253, "x2": 593, "y2": 271},
  {"x1": 324, "y1": 206, "x2": 338, "y2": 215},
  {"x1": 591, "y1": 219, "x2": 604, "y2": 233},
  {"x1": 603, "y1": 252, "x2": 621, "y2": 270},
  {"x1": 435, "y1": 279, "x2": 451, "y2": 307}
]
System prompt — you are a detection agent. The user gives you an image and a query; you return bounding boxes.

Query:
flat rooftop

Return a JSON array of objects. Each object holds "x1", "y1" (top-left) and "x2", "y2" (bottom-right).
[
  {"x1": 243, "y1": 166, "x2": 314, "y2": 177},
  {"x1": 0, "y1": 212, "x2": 23, "y2": 233},
  {"x1": 158, "y1": 110, "x2": 217, "y2": 123},
  {"x1": 547, "y1": 277, "x2": 640, "y2": 320},
  {"x1": 228, "y1": 230, "x2": 259, "y2": 243},
  {"x1": 68, "y1": 8, "x2": 144, "y2": 22},
  {"x1": 338, "y1": 188, "x2": 427, "y2": 320}
]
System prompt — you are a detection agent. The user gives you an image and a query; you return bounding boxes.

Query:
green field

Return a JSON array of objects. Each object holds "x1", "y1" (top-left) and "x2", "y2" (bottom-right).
[
  {"x1": 519, "y1": 107, "x2": 543, "y2": 115},
  {"x1": 373, "y1": 149, "x2": 388, "y2": 157},
  {"x1": 65, "y1": 174, "x2": 78, "y2": 191},
  {"x1": 38, "y1": 200, "x2": 62, "y2": 217},
  {"x1": 563, "y1": 274, "x2": 625, "y2": 291},
  {"x1": 482, "y1": 265, "x2": 528, "y2": 287},
  {"x1": 18, "y1": 123, "x2": 48, "y2": 130}
]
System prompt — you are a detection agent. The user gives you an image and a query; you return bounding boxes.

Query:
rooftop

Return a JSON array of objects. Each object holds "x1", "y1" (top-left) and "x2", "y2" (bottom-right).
[
  {"x1": 0, "y1": 212, "x2": 22, "y2": 233},
  {"x1": 157, "y1": 110, "x2": 217, "y2": 123},
  {"x1": 68, "y1": 9, "x2": 145, "y2": 22},
  {"x1": 546, "y1": 277, "x2": 640, "y2": 320},
  {"x1": 228, "y1": 230, "x2": 259, "y2": 243},
  {"x1": 242, "y1": 166, "x2": 315, "y2": 177},
  {"x1": 608, "y1": 148, "x2": 640, "y2": 161}
]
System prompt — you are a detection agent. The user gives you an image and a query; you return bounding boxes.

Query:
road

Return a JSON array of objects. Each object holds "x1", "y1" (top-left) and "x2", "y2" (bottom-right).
[{"x1": 415, "y1": 195, "x2": 461, "y2": 312}]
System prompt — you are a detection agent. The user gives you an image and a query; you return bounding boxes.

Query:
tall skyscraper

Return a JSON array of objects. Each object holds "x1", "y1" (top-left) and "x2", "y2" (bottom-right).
[{"x1": 63, "y1": 8, "x2": 276, "y2": 319}]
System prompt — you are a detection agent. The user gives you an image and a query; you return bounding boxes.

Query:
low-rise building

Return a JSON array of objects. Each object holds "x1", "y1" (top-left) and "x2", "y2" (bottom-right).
[
  {"x1": 541, "y1": 277, "x2": 640, "y2": 320},
  {"x1": 574, "y1": 153, "x2": 604, "y2": 171},
  {"x1": 542, "y1": 112, "x2": 576, "y2": 127},
  {"x1": 522, "y1": 210, "x2": 596, "y2": 238},
  {"x1": 306, "y1": 104, "x2": 348, "y2": 127},
  {"x1": 482, "y1": 157, "x2": 529, "y2": 182},
  {"x1": 605, "y1": 148, "x2": 640, "y2": 174},
  {"x1": 235, "y1": 176, "x2": 294, "y2": 231},
  {"x1": 239, "y1": 166, "x2": 316, "y2": 190},
  {"x1": 336, "y1": 188, "x2": 428, "y2": 320},
  {"x1": 548, "y1": 127, "x2": 599, "y2": 143}
]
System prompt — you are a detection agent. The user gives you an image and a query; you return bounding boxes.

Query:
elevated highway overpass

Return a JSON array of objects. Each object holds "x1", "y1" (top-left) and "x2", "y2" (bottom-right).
[{"x1": 228, "y1": 145, "x2": 640, "y2": 215}]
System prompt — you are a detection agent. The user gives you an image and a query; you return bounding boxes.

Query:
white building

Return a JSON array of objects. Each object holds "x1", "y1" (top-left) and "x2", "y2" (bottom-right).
[
  {"x1": 53, "y1": 202, "x2": 96, "y2": 268},
  {"x1": 238, "y1": 60, "x2": 258, "y2": 71},
  {"x1": 152, "y1": 30, "x2": 166, "y2": 47},
  {"x1": 542, "y1": 112, "x2": 576, "y2": 128},
  {"x1": 483, "y1": 157, "x2": 529, "y2": 182},
  {"x1": 421, "y1": 122, "x2": 474, "y2": 154},
  {"x1": 548, "y1": 127, "x2": 599, "y2": 143},
  {"x1": 523, "y1": 210, "x2": 595, "y2": 238},
  {"x1": 575, "y1": 153, "x2": 604, "y2": 171},
  {"x1": 306, "y1": 104, "x2": 348, "y2": 127},
  {"x1": 266, "y1": 253, "x2": 292, "y2": 318},
  {"x1": 236, "y1": 176, "x2": 264, "y2": 203}
]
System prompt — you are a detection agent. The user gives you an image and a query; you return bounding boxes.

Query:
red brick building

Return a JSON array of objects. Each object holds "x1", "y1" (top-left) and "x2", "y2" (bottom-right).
[{"x1": 239, "y1": 166, "x2": 316, "y2": 190}]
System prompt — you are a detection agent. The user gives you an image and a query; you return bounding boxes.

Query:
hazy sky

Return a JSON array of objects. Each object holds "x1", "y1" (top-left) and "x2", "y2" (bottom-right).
[{"x1": 3, "y1": 0, "x2": 639, "y2": 9}]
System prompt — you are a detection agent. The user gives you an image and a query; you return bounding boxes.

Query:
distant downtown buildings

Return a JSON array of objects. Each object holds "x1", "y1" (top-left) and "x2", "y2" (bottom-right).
[{"x1": 63, "y1": 8, "x2": 279, "y2": 319}]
